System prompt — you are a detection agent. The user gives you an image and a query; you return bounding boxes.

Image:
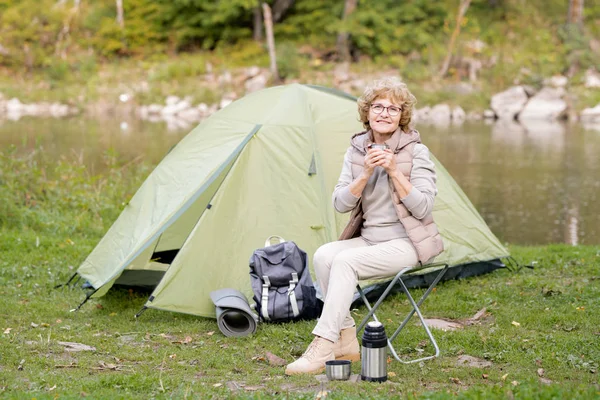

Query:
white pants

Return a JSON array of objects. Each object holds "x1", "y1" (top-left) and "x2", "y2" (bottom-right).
[{"x1": 311, "y1": 237, "x2": 419, "y2": 342}]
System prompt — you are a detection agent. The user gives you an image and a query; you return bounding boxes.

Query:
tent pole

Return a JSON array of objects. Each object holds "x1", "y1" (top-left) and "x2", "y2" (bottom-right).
[
  {"x1": 134, "y1": 306, "x2": 148, "y2": 319},
  {"x1": 54, "y1": 272, "x2": 78, "y2": 289}
]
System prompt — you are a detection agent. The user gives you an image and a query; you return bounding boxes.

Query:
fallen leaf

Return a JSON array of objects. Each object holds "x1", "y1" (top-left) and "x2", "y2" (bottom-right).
[
  {"x1": 47, "y1": 384, "x2": 57, "y2": 391},
  {"x1": 511, "y1": 321, "x2": 521, "y2": 327},
  {"x1": 501, "y1": 373, "x2": 509, "y2": 381},
  {"x1": 169, "y1": 354, "x2": 177, "y2": 359},
  {"x1": 96, "y1": 304, "x2": 103, "y2": 309},
  {"x1": 450, "y1": 377, "x2": 461, "y2": 384},
  {"x1": 40, "y1": 323, "x2": 50, "y2": 328},
  {"x1": 30, "y1": 322, "x2": 39, "y2": 328},
  {"x1": 537, "y1": 368, "x2": 545, "y2": 377},
  {"x1": 213, "y1": 383, "x2": 222, "y2": 388},
  {"x1": 58, "y1": 342, "x2": 96, "y2": 352},
  {"x1": 109, "y1": 312, "x2": 117, "y2": 317},
  {"x1": 17, "y1": 359, "x2": 25, "y2": 371},
  {"x1": 3, "y1": 328, "x2": 12, "y2": 334},
  {"x1": 265, "y1": 351, "x2": 287, "y2": 366},
  {"x1": 315, "y1": 389, "x2": 328, "y2": 399},
  {"x1": 206, "y1": 331, "x2": 215, "y2": 336},
  {"x1": 388, "y1": 372, "x2": 396, "y2": 377},
  {"x1": 511, "y1": 380, "x2": 519, "y2": 386},
  {"x1": 244, "y1": 386, "x2": 263, "y2": 391},
  {"x1": 539, "y1": 377, "x2": 553, "y2": 385},
  {"x1": 56, "y1": 319, "x2": 62, "y2": 324},
  {"x1": 252, "y1": 356, "x2": 266, "y2": 362},
  {"x1": 482, "y1": 374, "x2": 489, "y2": 379}
]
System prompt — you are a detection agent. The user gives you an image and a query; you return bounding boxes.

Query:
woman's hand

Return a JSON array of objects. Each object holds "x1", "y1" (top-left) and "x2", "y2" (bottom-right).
[
  {"x1": 369, "y1": 149, "x2": 396, "y2": 174},
  {"x1": 363, "y1": 148, "x2": 383, "y2": 177}
]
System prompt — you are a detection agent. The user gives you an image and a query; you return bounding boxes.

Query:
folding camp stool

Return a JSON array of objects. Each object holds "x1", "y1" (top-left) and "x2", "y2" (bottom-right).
[{"x1": 356, "y1": 262, "x2": 449, "y2": 364}]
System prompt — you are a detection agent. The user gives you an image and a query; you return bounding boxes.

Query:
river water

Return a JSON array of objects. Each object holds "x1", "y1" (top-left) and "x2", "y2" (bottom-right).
[{"x1": 2, "y1": 117, "x2": 599, "y2": 246}]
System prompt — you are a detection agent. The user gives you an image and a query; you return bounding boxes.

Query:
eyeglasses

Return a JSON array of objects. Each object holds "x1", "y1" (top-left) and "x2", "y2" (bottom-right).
[{"x1": 370, "y1": 103, "x2": 402, "y2": 117}]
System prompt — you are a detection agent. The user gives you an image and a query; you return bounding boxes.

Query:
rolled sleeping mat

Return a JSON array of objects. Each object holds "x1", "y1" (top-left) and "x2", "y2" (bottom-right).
[{"x1": 210, "y1": 288, "x2": 258, "y2": 337}]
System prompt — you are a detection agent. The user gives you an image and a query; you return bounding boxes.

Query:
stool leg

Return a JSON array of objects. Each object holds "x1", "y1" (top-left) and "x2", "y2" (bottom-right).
[
  {"x1": 389, "y1": 264, "x2": 450, "y2": 342},
  {"x1": 357, "y1": 264, "x2": 450, "y2": 364},
  {"x1": 357, "y1": 267, "x2": 412, "y2": 332}
]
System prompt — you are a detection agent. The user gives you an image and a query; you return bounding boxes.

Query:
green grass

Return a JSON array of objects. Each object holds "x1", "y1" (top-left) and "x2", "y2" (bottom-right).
[{"x1": 1, "y1": 150, "x2": 599, "y2": 399}]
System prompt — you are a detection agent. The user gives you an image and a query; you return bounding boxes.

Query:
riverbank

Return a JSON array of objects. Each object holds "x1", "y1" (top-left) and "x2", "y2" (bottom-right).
[{"x1": 1, "y1": 53, "x2": 600, "y2": 128}]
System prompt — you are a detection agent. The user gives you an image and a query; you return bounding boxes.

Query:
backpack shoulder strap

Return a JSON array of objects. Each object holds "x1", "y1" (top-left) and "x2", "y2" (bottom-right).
[
  {"x1": 261, "y1": 276, "x2": 271, "y2": 321},
  {"x1": 288, "y1": 272, "x2": 300, "y2": 318}
]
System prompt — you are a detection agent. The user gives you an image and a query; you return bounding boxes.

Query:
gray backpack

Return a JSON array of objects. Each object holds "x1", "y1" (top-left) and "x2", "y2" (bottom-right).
[{"x1": 249, "y1": 236, "x2": 321, "y2": 323}]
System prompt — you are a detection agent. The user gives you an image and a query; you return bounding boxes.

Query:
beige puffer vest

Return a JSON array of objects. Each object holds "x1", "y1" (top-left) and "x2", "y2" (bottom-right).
[{"x1": 339, "y1": 130, "x2": 444, "y2": 264}]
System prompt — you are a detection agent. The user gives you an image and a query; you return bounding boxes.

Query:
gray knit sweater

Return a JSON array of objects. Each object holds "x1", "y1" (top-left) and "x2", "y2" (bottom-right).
[{"x1": 332, "y1": 143, "x2": 438, "y2": 243}]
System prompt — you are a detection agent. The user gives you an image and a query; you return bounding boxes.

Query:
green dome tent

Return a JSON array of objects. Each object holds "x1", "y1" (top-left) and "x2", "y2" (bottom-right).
[{"x1": 69, "y1": 84, "x2": 509, "y2": 317}]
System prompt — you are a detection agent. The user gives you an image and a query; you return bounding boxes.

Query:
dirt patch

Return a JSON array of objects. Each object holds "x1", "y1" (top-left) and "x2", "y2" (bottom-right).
[{"x1": 456, "y1": 355, "x2": 493, "y2": 368}]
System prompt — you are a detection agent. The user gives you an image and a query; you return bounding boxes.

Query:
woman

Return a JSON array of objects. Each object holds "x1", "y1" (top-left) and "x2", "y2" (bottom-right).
[{"x1": 285, "y1": 77, "x2": 444, "y2": 375}]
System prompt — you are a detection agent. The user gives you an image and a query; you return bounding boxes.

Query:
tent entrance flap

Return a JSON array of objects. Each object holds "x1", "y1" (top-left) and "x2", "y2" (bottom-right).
[
  {"x1": 114, "y1": 270, "x2": 166, "y2": 291},
  {"x1": 151, "y1": 249, "x2": 180, "y2": 265}
]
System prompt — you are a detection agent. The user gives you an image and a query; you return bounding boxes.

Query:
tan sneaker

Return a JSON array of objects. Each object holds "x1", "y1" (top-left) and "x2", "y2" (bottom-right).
[
  {"x1": 333, "y1": 326, "x2": 360, "y2": 362},
  {"x1": 285, "y1": 336, "x2": 335, "y2": 375}
]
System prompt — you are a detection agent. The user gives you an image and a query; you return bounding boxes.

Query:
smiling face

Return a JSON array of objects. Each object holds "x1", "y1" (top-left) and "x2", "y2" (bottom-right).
[{"x1": 368, "y1": 97, "x2": 402, "y2": 136}]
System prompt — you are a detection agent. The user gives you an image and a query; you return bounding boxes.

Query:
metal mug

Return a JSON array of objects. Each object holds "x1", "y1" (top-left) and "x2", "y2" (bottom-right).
[
  {"x1": 325, "y1": 360, "x2": 351, "y2": 381},
  {"x1": 368, "y1": 143, "x2": 389, "y2": 151}
]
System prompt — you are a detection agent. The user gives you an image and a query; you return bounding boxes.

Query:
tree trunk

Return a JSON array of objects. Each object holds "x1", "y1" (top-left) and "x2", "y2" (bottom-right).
[
  {"x1": 253, "y1": 2, "x2": 263, "y2": 41},
  {"x1": 568, "y1": 0, "x2": 584, "y2": 26},
  {"x1": 336, "y1": 0, "x2": 358, "y2": 62},
  {"x1": 116, "y1": 0, "x2": 125, "y2": 29},
  {"x1": 262, "y1": 3, "x2": 280, "y2": 82},
  {"x1": 439, "y1": 0, "x2": 472, "y2": 78},
  {"x1": 566, "y1": 0, "x2": 585, "y2": 77},
  {"x1": 272, "y1": 0, "x2": 295, "y2": 23}
]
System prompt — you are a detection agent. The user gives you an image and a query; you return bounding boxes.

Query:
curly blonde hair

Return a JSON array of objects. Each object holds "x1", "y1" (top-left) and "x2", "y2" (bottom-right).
[{"x1": 357, "y1": 77, "x2": 417, "y2": 132}]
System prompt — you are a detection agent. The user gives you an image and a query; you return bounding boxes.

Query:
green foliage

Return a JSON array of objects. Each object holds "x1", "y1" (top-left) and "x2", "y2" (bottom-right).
[
  {"x1": 276, "y1": 41, "x2": 305, "y2": 79},
  {"x1": 155, "y1": 0, "x2": 257, "y2": 50},
  {"x1": 0, "y1": 0, "x2": 599, "y2": 96},
  {"x1": 350, "y1": 0, "x2": 448, "y2": 57},
  {"x1": 0, "y1": 146, "x2": 149, "y2": 237},
  {"x1": 149, "y1": 54, "x2": 207, "y2": 81}
]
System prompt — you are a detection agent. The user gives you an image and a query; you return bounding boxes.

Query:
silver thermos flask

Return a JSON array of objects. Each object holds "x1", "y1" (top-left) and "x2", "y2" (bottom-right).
[{"x1": 360, "y1": 321, "x2": 388, "y2": 382}]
